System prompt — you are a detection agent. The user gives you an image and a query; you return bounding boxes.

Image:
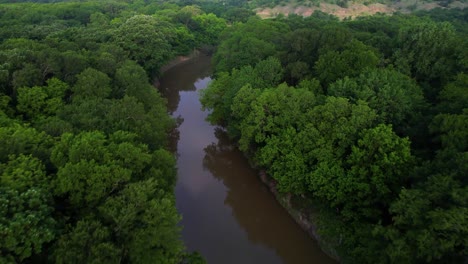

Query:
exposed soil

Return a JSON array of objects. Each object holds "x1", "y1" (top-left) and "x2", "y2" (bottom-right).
[{"x1": 256, "y1": 1, "x2": 467, "y2": 19}]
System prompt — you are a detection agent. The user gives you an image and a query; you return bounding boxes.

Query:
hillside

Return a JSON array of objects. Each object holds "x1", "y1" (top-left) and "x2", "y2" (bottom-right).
[{"x1": 255, "y1": 0, "x2": 467, "y2": 19}]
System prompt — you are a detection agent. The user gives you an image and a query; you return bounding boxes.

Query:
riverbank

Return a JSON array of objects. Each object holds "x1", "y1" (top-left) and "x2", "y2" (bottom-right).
[
  {"x1": 160, "y1": 52, "x2": 337, "y2": 263},
  {"x1": 258, "y1": 170, "x2": 341, "y2": 262},
  {"x1": 159, "y1": 55, "x2": 334, "y2": 263},
  {"x1": 160, "y1": 50, "x2": 201, "y2": 74},
  {"x1": 154, "y1": 50, "x2": 202, "y2": 87}
]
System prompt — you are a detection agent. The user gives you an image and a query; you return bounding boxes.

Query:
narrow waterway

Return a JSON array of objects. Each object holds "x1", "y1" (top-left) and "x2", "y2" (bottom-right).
[{"x1": 158, "y1": 54, "x2": 335, "y2": 264}]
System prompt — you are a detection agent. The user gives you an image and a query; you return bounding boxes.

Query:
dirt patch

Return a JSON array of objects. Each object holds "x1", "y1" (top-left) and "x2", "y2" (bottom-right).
[
  {"x1": 256, "y1": 1, "x2": 467, "y2": 20},
  {"x1": 449, "y1": 1, "x2": 468, "y2": 9},
  {"x1": 256, "y1": 2, "x2": 395, "y2": 19},
  {"x1": 323, "y1": 3, "x2": 394, "y2": 19}
]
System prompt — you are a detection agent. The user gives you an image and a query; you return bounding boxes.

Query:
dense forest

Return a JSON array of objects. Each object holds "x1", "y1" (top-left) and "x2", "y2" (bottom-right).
[
  {"x1": 0, "y1": 1, "x2": 228, "y2": 263},
  {"x1": 1, "y1": 0, "x2": 467, "y2": 263},
  {"x1": 201, "y1": 7, "x2": 468, "y2": 264}
]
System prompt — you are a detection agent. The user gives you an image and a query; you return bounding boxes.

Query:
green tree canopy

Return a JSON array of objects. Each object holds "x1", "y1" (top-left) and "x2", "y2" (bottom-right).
[
  {"x1": 114, "y1": 15, "x2": 174, "y2": 75},
  {"x1": 329, "y1": 68, "x2": 426, "y2": 136},
  {"x1": 315, "y1": 39, "x2": 379, "y2": 87},
  {"x1": 0, "y1": 187, "x2": 56, "y2": 262},
  {"x1": 99, "y1": 179, "x2": 183, "y2": 263}
]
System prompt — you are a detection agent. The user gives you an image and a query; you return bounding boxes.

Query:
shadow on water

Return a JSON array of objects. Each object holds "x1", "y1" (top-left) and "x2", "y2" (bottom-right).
[{"x1": 203, "y1": 128, "x2": 335, "y2": 264}]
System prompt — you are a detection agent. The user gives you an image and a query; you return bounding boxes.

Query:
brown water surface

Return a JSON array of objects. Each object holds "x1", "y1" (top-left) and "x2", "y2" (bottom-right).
[{"x1": 158, "y1": 54, "x2": 335, "y2": 264}]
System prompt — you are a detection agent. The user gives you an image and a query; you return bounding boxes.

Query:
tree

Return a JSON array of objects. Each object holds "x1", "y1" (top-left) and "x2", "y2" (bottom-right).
[
  {"x1": 16, "y1": 78, "x2": 68, "y2": 120},
  {"x1": 315, "y1": 39, "x2": 379, "y2": 87},
  {"x1": 55, "y1": 159, "x2": 132, "y2": 207},
  {"x1": 0, "y1": 187, "x2": 56, "y2": 262},
  {"x1": 114, "y1": 60, "x2": 167, "y2": 111},
  {"x1": 394, "y1": 19, "x2": 458, "y2": 101},
  {"x1": 99, "y1": 179, "x2": 183, "y2": 264},
  {"x1": 60, "y1": 51, "x2": 88, "y2": 83},
  {"x1": 438, "y1": 73, "x2": 468, "y2": 114},
  {"x1": 430, "y1": 110, "x2": 468, "y2": 154},
  {"x1": 114, "y1": 15, "x2": 174, "y2": 75},
  {"x1": 92, "y1": 51, "x2": 118, "y2": 76},
  {"x1": 317, "y1": 24, "x2": 352, "y2": 53},
  {"x1": 12, "y1": 63, "x2": 43, "y2": 90},
  {"x1": 58, "y1": 96, "x2": 110, "y2": 132},
  {"x1": 201, "y1": 57, "x2": 283, "y2": 128},
  {"x1": 106, "y1": 96, "x2": 173, "y2": 150},
  {"x1": 343, "y1": 124, "x2": 413, "y2": 220},
  {"x1": 329, "y1": 68, "x2": 426, "y2": 136},
  {"x1": 0, "y1": 123, "x2": 52, "y2": 163},
  {"x1": 298, "y1": 98, "x2": 378, "y2": 198},
  {"x1": 231, "y1": 84, "x2": 318, "y2": 193},
  {"x1": 378, "y1": 173, "x2": 467, "y2": 263},
  {"x1": 0, "y1": 154, "x2": 48, "y2": 192},
  {"x1": 72, "y1": 68, "x2": 111, "y2": 99},
  {"x1": 200, "y1": 70, "x2": 251, "y2": 125},
  {"x1": 174, "y1": 5, "x2": 203, "y2": 28},
  {"x1": 213, "y1": 18, "x2": 288, "y2": 72},
  {"x1": 0, "y1": 3, "x2": 202, "y2": 263},
  {"x1": 192, "y1": 13, "x2": 226, "y2": 46},
  {"x1": 374, "y1": 104, "x2": 468, "y2": 263},
  {"x1": 16, "y1": 86, "x2": 48, "y2": 119},
  {"x1": 252, "y1": 56, "x2": 284, "y2": 88},
  {"x1": 53, "y1": 219, "x2": 121, "y2": 264},
  {"x1": 51, "y1": 131, "x2": 157, "y2": 207},
  {"x1": 280, "y1": 28, "x2": 320, "y2": 73},
  {"x1": 222, "y1": 7, "x2": 255, "y2": 23}
]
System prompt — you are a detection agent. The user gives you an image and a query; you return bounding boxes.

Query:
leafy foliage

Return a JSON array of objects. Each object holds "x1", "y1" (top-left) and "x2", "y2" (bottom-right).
[
  {"x1": 0, "y1": 1, "x2": 224, "y2": 263},
  {"x1": 0, "y1": 187, "x2": 56, "y2": 262},
  {"x1": 202, "y1": 8, "x2": 468, "y2": 263}
]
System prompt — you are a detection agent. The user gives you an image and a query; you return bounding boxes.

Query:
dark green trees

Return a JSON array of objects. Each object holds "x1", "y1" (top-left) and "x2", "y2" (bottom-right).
[
  {"x1": 0, "y1": 187, "x2": 56, "y2": 262},
  {"x1": 0, "y1": 1, "x2": 226, "y2": 263},
  {"x1": 315, "y1": 39, "x2": 379, "y2": 87},
  {"x1": 213, "y1": 18, "x2": 287, "y2": 72},
  {"x1": 201, "y1": 9, "x2": 468, "y2": 263}
]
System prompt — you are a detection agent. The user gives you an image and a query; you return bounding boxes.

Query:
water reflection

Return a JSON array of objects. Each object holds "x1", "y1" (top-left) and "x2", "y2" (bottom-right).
[
  {"x1": 159, "y1": 55, "x2": 212, "y2": 153},
  {"x1": 159, "y1": 54, "x2": 335, "y2": 264},
  {"x1": 203, "y1": 128, "x2": 335, "y2": 264},
  {"x1": 158, "y1": 55, "x2": 212, "y2": 114}
]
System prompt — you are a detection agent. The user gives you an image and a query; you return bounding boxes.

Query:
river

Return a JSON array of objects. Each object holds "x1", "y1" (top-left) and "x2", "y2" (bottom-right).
[{"x1": 158, "y1": 54, "x2": 335, "y2": 264}]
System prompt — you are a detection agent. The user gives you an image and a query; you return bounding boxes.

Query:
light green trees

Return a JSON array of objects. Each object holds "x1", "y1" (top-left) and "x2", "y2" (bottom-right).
[
  {"x1": 329, "y1": 68, "x2": 426, "y2": 136},
  {"x1": 51, "y1": 131, "x2": 149, "y2": 206},
  {"x1": 192, "y1": 13, "x2": 227, "y2": 46},
  {"x1": 72, "y1": 68, "x2": 111, "y2": 99},
  {"x1": 201, "y1": 56, "x2": 283, "y2": 125},
  {"x1": 16, "y1": 78, "x2": 69, "y2": 120}
]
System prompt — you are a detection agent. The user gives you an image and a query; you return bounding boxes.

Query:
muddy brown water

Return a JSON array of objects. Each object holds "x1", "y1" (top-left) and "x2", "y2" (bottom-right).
[{"x1": 158, "y1": 54, "x2": 335, "y2": 264}]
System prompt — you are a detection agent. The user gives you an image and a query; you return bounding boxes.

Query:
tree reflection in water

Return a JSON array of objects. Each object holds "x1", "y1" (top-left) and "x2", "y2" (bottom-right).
[
  {"x1": 203, "y1": 128, "x2": 335, "y2": 264},
  {"x1": 157, "y1": 54, "x2": 212, "y2": 114},
  {"x1": 158, "y1": 54, "x2": 212, "y2": 154}
]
